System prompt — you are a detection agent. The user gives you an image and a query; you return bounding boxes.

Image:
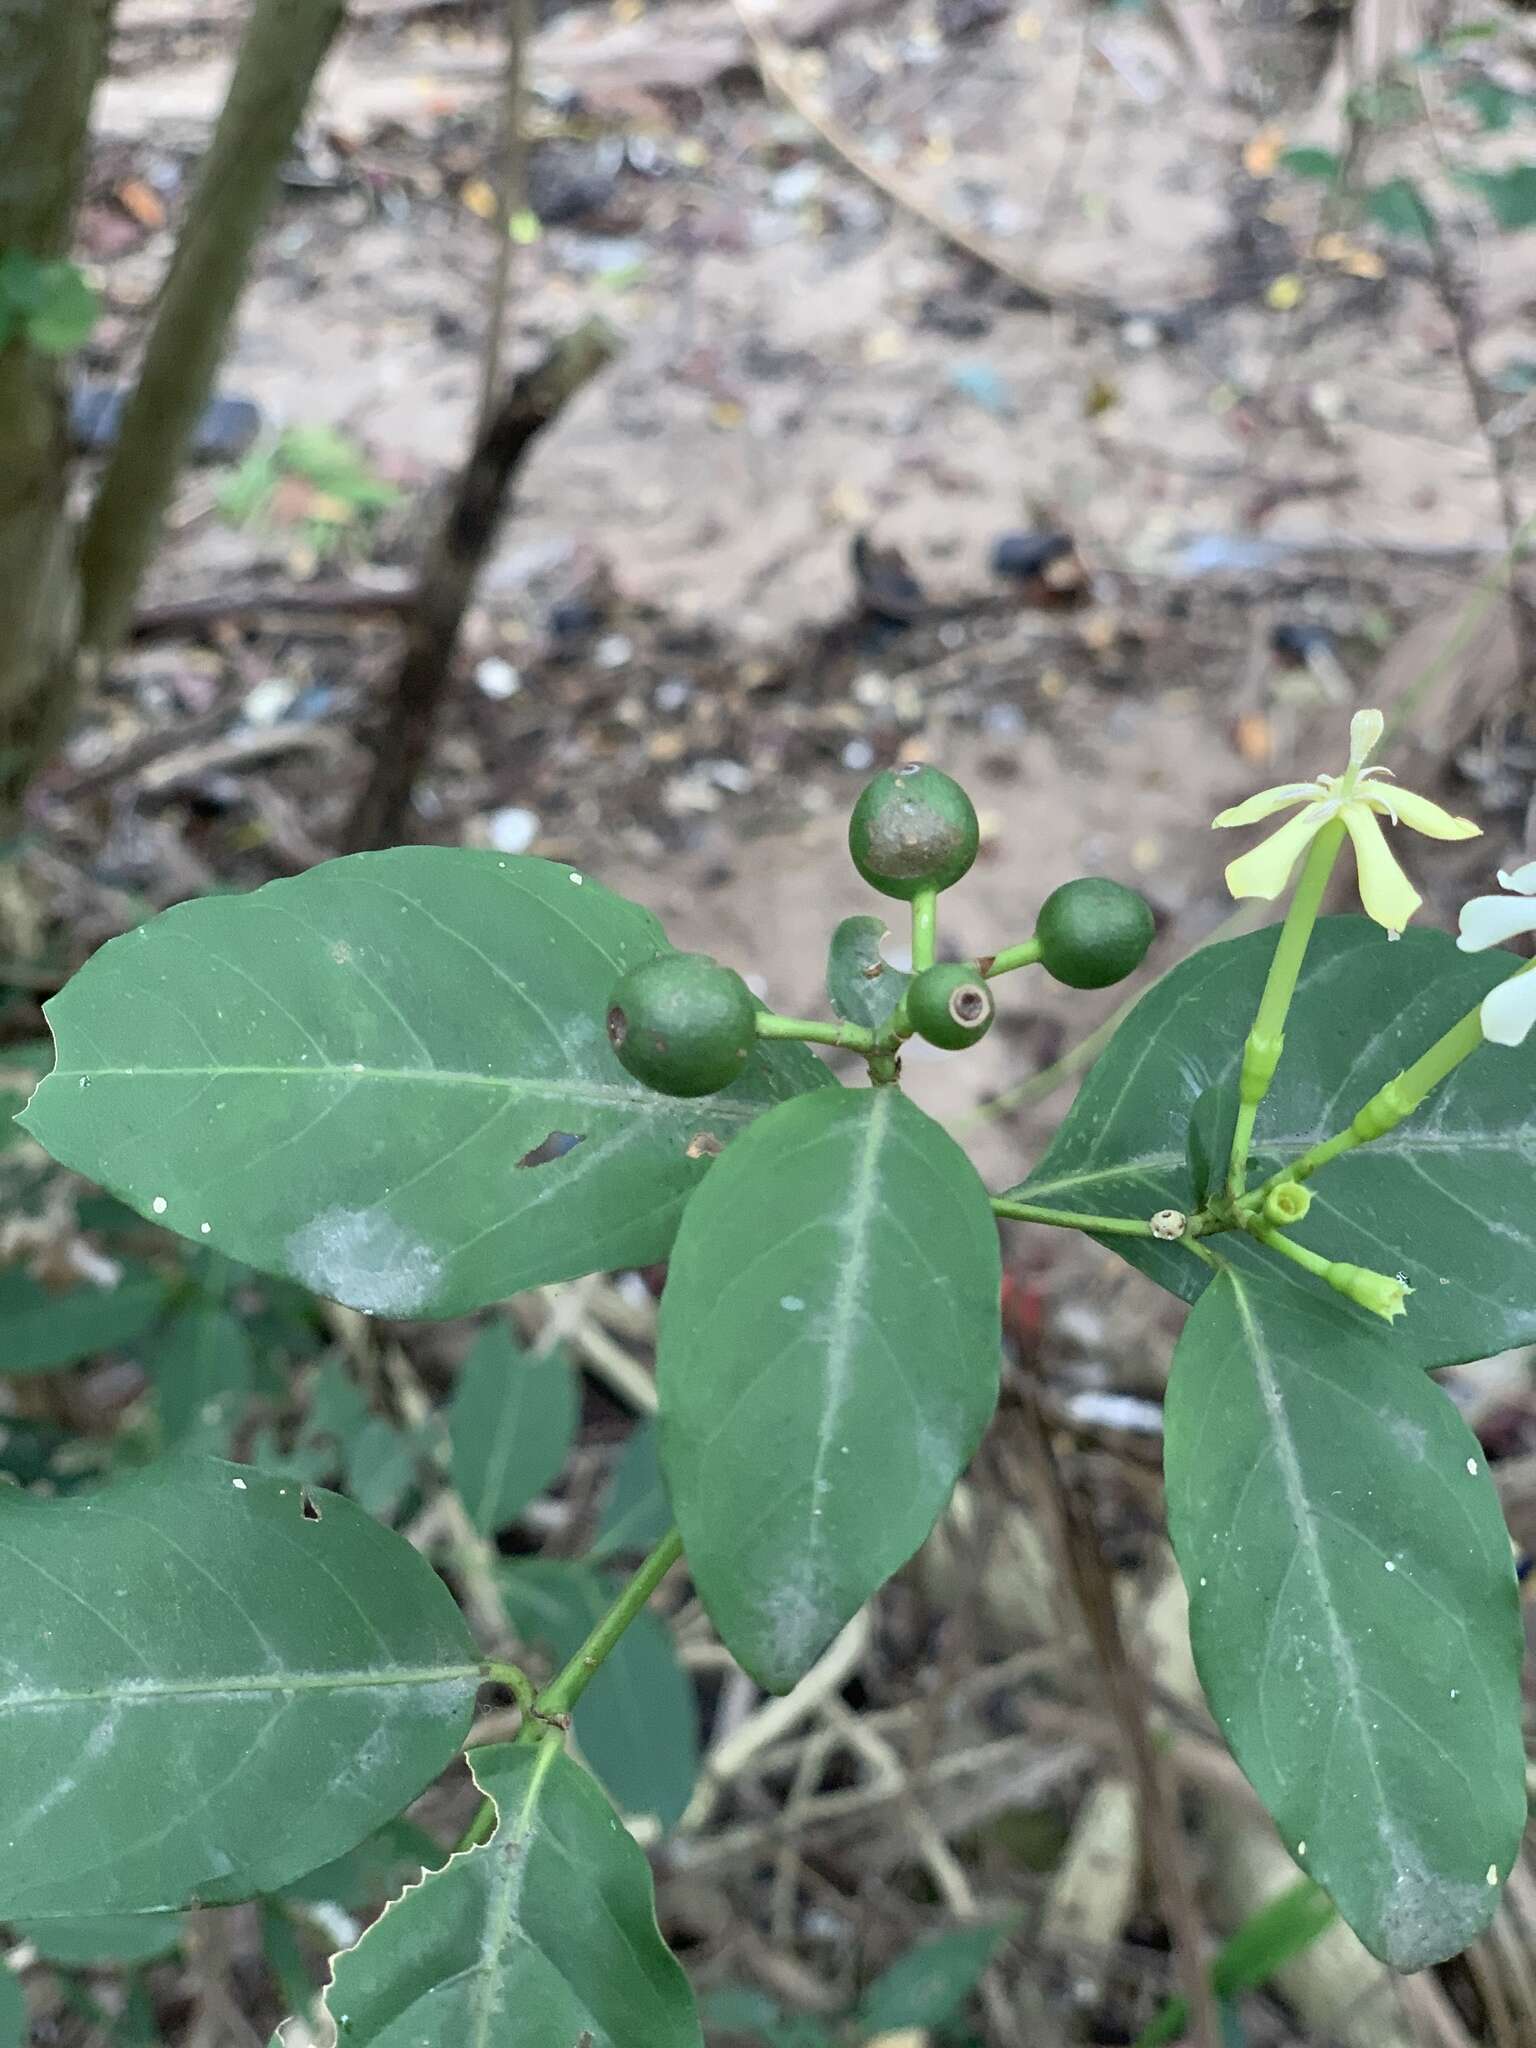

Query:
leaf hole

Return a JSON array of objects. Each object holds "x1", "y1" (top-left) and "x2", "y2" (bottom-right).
[
  {"x1": 516, "y1": 1131, "x2": 585, "y2": 1169},
  {"x1": 686, "y1": 1130, "x2": 723, "y2": 1159},
  {"x1": 300, "y1": 1489, "x2": 323, "y2": 1522}
]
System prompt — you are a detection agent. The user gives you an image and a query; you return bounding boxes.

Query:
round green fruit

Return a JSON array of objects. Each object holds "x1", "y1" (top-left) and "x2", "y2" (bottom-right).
[
  {"x1": 1036, "y1": 877, "x2": 1155, "y2": 990},
  {"x1": 906, "y1": 962, "x2": 995, "y2": 1050},
  {"x1": 606, "y1": 952, "x2": 757, "y2": 1097},
  {"x1": 848, "y1": 764, "x2": 979, "y2": 902}
]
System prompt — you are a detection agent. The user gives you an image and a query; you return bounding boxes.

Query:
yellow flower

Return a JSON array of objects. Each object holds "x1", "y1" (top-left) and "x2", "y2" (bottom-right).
[{"x1": 1212, "y1": 709, "x2": 1479, "y2": 935}]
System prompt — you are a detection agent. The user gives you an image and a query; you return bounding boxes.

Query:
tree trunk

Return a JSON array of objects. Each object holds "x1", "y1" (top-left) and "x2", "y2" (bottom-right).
[
  {"x1": 0, "y1": 0, "x2": 115, "y2": 842},
  {"x1": 77, "y1": 0, "x2": 347, "y2": 665}
]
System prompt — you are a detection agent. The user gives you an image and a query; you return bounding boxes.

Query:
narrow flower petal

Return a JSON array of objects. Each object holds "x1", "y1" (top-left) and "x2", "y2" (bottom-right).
[
  {"x1": 1479, "y1": 968, "x2": 1536, "y2": 1048},
  {"x1": 1211, "y1": 782, "x2": 1320, "y2": 829},
  {"x1": 1457, "y1": 893, "x2": 1536, "y2": 952},
  {"x1": 1497, "y1": 861, "x2": 1536, "y2": 895},
  {"x1": 1223, "y1": 804, "x2": 1328, "y2": 902},
  {"x1": 1368, "y1": 786, "x2": 1480, "y2": 841},
  {"x1": 1347, "y1": 707, "x2": 1385, "y2": 770},
  {"x1": 1342, "y1": 804, "x2": 1422, "y2": 933}
]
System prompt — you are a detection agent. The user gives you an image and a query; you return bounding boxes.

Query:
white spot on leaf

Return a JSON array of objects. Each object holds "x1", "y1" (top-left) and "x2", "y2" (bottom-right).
[
  {"x1": 286, "y1": 1207, "x2": 444, "y2": 1317},
  {"x1": 151, "y1": 1196, "x2": 168, "y2": 1216}
]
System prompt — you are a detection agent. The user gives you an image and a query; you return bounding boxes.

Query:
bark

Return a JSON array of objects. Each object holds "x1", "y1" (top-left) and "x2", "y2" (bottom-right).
[
  {"x1": 0, "y1": 0, "x2": 115, "y2": 840},
  {"x1": 343, "y1": 318, "x2": 619, "y2": 853},
  {"x1": 77, "y1": 0, "x2": 347, "y2": 663}
]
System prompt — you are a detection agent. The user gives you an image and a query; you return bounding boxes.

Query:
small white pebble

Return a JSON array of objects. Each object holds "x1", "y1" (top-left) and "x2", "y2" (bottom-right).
[
  {"x1": 231, "y1": 1478, "x2": 247, "y2": 1491},
  {"x1": 151, "y1": 1196, "x2": 168, "y2": 1215}
]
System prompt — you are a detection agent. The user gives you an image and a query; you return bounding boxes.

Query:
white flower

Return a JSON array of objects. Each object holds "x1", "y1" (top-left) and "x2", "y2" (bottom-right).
[
  {"x1": 1213, "y1": 708, "x2": 1479, "y2": 935},
  {"x1": 1456, "y1": 862, "x2": 1536, "y2": 1046}
]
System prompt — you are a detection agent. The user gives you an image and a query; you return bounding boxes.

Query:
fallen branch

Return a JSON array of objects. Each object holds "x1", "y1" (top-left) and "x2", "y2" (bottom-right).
[
  {"x1": 343, "y1": 317, "x2": 619, "y2": 853},
  {"x1": 727, "y1": 0, "x2": 1124, "y2": 323}
]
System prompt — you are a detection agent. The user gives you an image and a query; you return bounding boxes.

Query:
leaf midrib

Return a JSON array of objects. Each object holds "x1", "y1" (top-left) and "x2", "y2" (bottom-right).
[
  {"x1": 0, "y1": 1662, "x2": 482, "y2": 1712},
  {"x1": 37, "y1": 1064, "x2": 770, "y2": 1121},
  {"x1": 1229, "y1": 1273, "x2": 1404, "y2": 1884}
]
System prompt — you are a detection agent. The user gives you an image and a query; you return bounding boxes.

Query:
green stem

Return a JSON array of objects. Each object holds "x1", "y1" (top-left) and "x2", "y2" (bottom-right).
[
  {"x1": 1251, "y1": 977, "x2": 1525, "y2": 1199},
  {"x1": 1227, "y1": 819, "x2": 1346, "y2": 1198},
  {"x1": 537, "y1": 1528, "x2": 683, "y2": 1721},
  {"x1": 991, "y1": 1197, "x2": 1157, "y2": 1237},
  {"x1": 454, "y1": 1532, "x2": 684, "y2": 1854},
  {"x1": 983, "y1": 938, "x2": 1043, "y2": 979},
  {"x1": 911, "y1": 886, "x2": 938, "y2": 973},
  {"x1": 754, "y1": 1012, "x2": 875, "y2": 1053},
  {"x1": 482, "y1": 1658, "x2": 537, "y2": 1715}
]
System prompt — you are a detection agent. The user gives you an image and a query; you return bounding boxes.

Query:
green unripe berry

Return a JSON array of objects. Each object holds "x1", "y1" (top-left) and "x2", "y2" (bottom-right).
[
  {"x1": 1035, "y1": 877, "x2": 1155, "y2": 990},
  {"x1": 906, "y1": 962, "x2": 995, "y2": 1050},
  {"x1": 848, "y1": 763, "x2": 979, "y2": 902},
  {"x1": 606, "y1": 952, "x2": 757, "y2": 1097}
]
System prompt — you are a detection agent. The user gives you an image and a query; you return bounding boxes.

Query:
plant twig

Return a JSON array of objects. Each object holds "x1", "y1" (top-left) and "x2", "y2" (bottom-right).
[
  {"x1": 343, "y1": 318, "x2": 619, "y2": 852},
  {"x1": 1010, "y1": 1367, "x2": 1223, "y2": 2048},
  {"x1": 477, "y1": 0, "x2": 534, "y2": 431},
  {"x1": 77, "y1": 0, "x2": 348, "y2": 664}
]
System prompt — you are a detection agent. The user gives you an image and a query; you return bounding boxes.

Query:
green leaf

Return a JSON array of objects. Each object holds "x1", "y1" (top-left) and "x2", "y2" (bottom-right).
[
  {"x1": 500, "y1": 1559, "x2": 698, "y2": 1829},
  {"x1": 1133, "y1": 1878, "x2": 1334, "y2": 2048},
  {"x1": 448, "y1": 1320, "x2": 576, "y2": 1534},
  {"x1": 857, "y1": 1923, "x2": 1011, "y2": 2031},
  {"x1": 0, "y1": 1963, "x2": 20, "y2": 2048},
  {"x1": 827, "y1": 915, "x2": 910, "y2": 1033},
  {"x1": 314, "y1": 1742, "x2": 703, "y2": 2046},
  {"x1": 16, "y1": 1914, "x2": 184, "y2": 1966},
  {"x1": 142, "y1": 1299, "x2": 255, "y2": 1444},
  {"x1": 22, "y1": 851, "x2": 833, "y2": 1317},
  {"x1": 1184, "y1": 1083, "x2": 1236, "y2": 1208},
  {"x1": 1011, "y1": 919, "x2": 1536, "y2": 1372},
  {"x1": 1465, "y1": 163, "x2": 1536, "y2": 230},
  {"x1": 659, "y1": 1087, "x2": 1001, "y2": 1692},
  {"x1": 0, "y1": 251, "x2": 98, "y2": 354},
  {"x1": 1366, "y1": 176, "x2": 1435, "y2": 240},
  {"x1": 594, "y1": 1418, "x2": 671, "y2": 1558},
  {"x1": 0, "y1": 1260, "x2": 170, "y2": 1374},
  {"x1": 1164, "y1": 1261, "x2": 1524, "y2": 1970},
  {"x1": 345, "y1": 1415, "x2": 420, "y2": 1520},
  {"x1": 0, "y1": 1455, "x2": 480, "y2": 1918},
  {"x1": 699, "y1": 1988, "x2": 832, "y2": 2048},
  {"x1": 1453, "y1": 76, "x2": 1529, "y2": 131},
  {"x1": 281, "y1": 1816, "x2": 446, "y2": 1910},
  {"x1": 1280, "y1": 147, "x2": 1339, "y2": 182}
]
